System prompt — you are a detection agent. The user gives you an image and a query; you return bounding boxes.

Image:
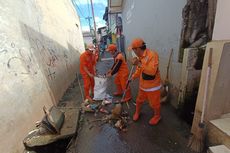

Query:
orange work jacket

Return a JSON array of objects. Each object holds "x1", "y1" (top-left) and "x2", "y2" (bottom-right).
[
  {"x1": 132, "y1": 48, "x2": 161, "y2": 89},
  {"x1": 80, "y1": 51, "x2": 96, "y2": 76},
  {"x1": 110, "y1": 51, "x2": 129, "y2": 76}
]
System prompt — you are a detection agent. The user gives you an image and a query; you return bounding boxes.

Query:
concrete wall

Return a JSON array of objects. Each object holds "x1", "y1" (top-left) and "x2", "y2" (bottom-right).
[
  {"x1": 191, "y1": 0, "x2": 230, "y2": 143},
  {"x1": 0, "y1": 0, "x2": 84, "y2": 152},
  {"x1": 212, "y1": 0, "x2": 230, "y2": 40},
  {"x1": 122, "y1": 0, "x2": 186, "y2": 106},
  {"x1": 191, "y1": 41, "x2": 230, "y2": 134},
  {"x1": 178, "y1": 48, "x2": 202, "y2": 103}
]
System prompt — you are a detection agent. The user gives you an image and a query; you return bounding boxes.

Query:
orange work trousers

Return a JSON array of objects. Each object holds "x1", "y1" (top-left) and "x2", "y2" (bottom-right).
[
  {"x1": 114, "y1": 73, "x2": 131, "y2": 100},
  {"x1": 136, "y1": 89, "x2": 161, "y2": 117},
  {"x1": 82, "y1": 75, "x2": 94, "y2": 100}
]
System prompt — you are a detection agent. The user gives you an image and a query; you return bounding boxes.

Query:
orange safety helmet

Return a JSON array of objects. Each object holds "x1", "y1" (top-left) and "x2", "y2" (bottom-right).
[
  {"x1": 106, "y1": 44, "x2": 117, "y2": 52},
  {"x1": 128, "y1": 38, "x2": 145, "y2": 51}
]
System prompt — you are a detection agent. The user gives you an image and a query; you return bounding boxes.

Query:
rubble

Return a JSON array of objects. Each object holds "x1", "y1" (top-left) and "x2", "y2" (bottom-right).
[
  {"x1": 84, "y1": 100, "x2": 131, "y2": 131},
  {"x1": 23, "y1": 103, "x2": 79, "y2": 148}
]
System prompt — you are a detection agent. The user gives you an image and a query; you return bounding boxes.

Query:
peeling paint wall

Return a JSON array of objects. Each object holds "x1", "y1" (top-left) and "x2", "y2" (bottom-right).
[
  {"x1": 0, "y1": 0, "x2": 84, "y2": 152},
  {"x1": 122, "y1": 0, "x2": 186, "y2": 107},
  {"x1": 178, "y1": 48, "x2": 204, "y2": 124}
]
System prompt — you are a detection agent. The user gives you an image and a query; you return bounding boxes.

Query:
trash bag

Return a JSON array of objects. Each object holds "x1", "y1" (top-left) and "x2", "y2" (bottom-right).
[{"x1": 93, "y1": 76, "x2": 108, "y2": 100}]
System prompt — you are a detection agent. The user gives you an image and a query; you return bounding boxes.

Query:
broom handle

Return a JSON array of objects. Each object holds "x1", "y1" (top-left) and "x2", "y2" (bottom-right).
[
  {"x1": 122, "y1": 65, "x2": 135, "y2": 99},
  {"x1": 166, "y1": 48, "x2": 173, "y2": 81},
  {"x1": 76, "y1": 71, "x2": 85, "y2": 102},
  {"x1": 121, "y1": 65, "x2": 135, "y2": 108},
  {"x1": 201, "y1": 48, "x2": 212, "y2": 123},
  {"x1": 128, "y1": 65, "x2": 135, "y2": 84}
]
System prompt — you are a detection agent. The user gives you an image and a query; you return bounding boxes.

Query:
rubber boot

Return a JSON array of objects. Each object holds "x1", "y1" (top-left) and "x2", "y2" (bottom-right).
[
  {"x1": 149, "y1": 105, "x2": 161, "y2": 125},
  {"x1": 133, "y1": 102, "x2": 142, "y2": 121}
]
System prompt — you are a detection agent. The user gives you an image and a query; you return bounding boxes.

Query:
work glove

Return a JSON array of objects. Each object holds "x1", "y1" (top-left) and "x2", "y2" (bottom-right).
[
  {"x1": 105, "y1": 70, "x2": 112, "y2": 78},
  {"x1": 131, "y1": 57, "x2": 141, "y2": 66},
  {"x1": 106, "y1": 73, "x2": 112, "y2": 77},
  {"x1": 88, "y1": 73, "x2": 94, "y2": 78}
]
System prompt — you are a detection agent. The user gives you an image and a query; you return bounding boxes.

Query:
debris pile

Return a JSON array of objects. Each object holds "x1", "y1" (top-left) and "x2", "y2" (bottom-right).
[
  {"x1": 23, "y1": 106, "x2": 65, "y2": 148},
  {"x1": 82, "y1": 97, "x2": 132, "y2": 132},
  {"x1": 23, "y1": 102, "x2": 79, "y2": 149}
]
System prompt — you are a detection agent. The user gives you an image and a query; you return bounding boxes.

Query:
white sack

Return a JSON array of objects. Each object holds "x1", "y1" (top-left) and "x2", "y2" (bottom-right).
[{"x1": 93, "y1": 76, "x2": 108, "y2": 100}]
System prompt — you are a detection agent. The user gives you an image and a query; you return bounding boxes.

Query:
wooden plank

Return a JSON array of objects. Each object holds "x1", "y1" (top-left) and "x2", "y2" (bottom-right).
[{"x1": 209, "y1": 145, "x2": 230, "y2": 153}]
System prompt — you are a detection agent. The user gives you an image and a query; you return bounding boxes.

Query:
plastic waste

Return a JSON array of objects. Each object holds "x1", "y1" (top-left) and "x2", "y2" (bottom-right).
[
  {"x1": 102, "y1": 99, "x2": 112, "y2": 105},
  {"x1": 99, "y1": 108, "x2": 109, "y2": 114}
]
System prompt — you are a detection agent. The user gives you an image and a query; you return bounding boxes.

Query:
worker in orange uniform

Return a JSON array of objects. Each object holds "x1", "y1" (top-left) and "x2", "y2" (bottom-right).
[
  {"x1": 106, "y1": 44, "x2": 132, "y2": 102},
  {"x1": 80, "y1": 44, "x2": 96, "y2": 101},
  {"x1": 129, "y1": 38, "x2": 162, "y2": 125}
]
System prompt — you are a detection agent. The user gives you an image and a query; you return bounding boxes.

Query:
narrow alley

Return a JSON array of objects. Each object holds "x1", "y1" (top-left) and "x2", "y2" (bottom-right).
[
  {"x1": 29, "y1": 54, "x2": 195, "y2": 153},
  {"x1": 1, "y1": 0, "x2": 230, "y2": 153},
  {"x1": 68, "y1": 52, "x2": 194, "y2": 153}
]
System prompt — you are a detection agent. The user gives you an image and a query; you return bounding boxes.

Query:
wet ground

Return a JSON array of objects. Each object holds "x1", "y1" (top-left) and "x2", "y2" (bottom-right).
[
  {"x1": 67, "y1": 101, "x2": 195, "y2": 153},
  {"x1": 25, "y1": 52, "x2": 196, "y2": 153},
  {"x1": 66, "y1": 52, "x2": 196, "y2": 153}
]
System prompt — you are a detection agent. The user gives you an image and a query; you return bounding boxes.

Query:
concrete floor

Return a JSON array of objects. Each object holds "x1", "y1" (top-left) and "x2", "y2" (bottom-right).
[
  {"x1": 27, "y1": 52, "x2": 196, "y2": 153},
  {"x1": 68, "y1": 101, "x2": 195, "y2": 153},
  {"x1": 66, "y1": 53, "x2": 196, "y2": 153}
]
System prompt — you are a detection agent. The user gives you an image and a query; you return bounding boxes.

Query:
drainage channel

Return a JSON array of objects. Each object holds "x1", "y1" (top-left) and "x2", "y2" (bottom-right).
[
  {"x1": 24, "y1": 138, "x2": 71, "y2": 153},
  {"x1": 24, "y1": 78, "x2": 83, "y2": 153}
]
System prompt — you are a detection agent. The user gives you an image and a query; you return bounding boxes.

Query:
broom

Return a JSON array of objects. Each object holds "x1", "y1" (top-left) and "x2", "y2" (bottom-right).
[
  {"x1": 188, "y1": 48, "x2": 213, "y2": 152},
  {"x1": 161, "y1": 48, "x2": 173, "y2": 103},
  {"x1": 76, "y1": 71, "x2": 85, "y2": 103}
]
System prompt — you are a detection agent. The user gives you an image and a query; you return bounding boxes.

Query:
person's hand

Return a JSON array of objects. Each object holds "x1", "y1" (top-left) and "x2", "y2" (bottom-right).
[
  {"x1": 106, "y1": 72, "x2": 112, "y2": 77},
  {"x1": 89, "y1": 73, "x2": 94, "y2": 78},
  {"x1": 132, "y1": 57, "x2": 140, "y2": 66},
  {"x1": 105, "y1": 70, "x2": 112, "y2": 78}
]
